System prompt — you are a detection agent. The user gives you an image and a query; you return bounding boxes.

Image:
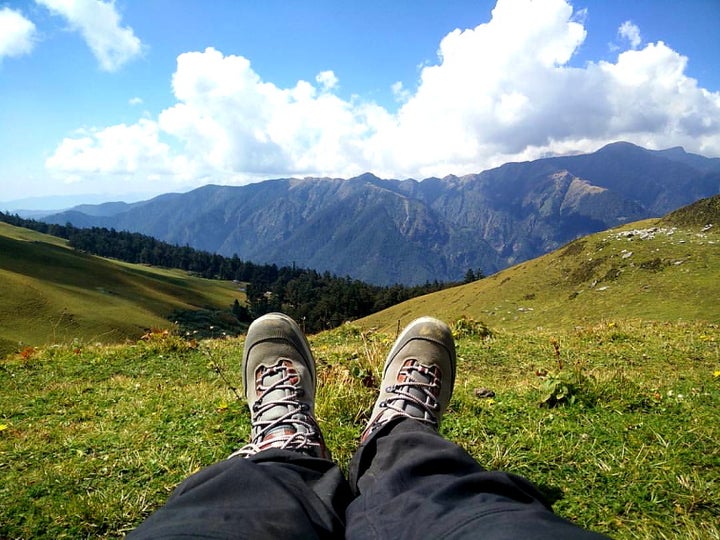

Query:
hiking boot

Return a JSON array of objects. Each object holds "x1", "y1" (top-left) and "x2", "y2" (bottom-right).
[
  {"x1": 361, "y1": 317, "x2": 456, "y2": 442},
  {"x1": 229, "y1": 313, "x2": 330, "y2": 459}
]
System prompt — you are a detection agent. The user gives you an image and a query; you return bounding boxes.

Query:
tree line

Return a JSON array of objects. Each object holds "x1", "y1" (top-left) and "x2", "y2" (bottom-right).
[{"x1": 0, "y1": 212, "x2": 458, "y2": 332}]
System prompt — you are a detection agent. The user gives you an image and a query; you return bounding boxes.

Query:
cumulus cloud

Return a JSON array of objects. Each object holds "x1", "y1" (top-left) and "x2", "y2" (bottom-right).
[
  {"x1": 46, "y1": 0, "x2": 720, "y2": 188},
  {"x1": 37, "y1": 0, "x2": 142, "y2": 71},
  {"x1": 618, "y1": 21, "x2": 642, "y2": 49},
  {"x1": 315, "y1": 70, "x2": 338, "y2": 91},
  {"x1": 154, "y1": 48, "x2": 389, "y2": 178},
  {"x1": 46, "y1": 119, "x2": 190, "y2": 183},
  {"x1": 0, "y1": 7, "x2": 37, "y2": 60}
]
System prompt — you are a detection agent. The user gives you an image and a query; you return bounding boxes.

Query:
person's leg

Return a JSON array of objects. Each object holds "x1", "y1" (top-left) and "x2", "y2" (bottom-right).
[
  {"x1": 130, "y1": 449, "x2": 348, "y2": 539},
  {"x1": 346, "y1": 317, "x2": 608, "y2": 540},
  {"x1": 129, "y1": 313, "x2": 352, "y2": 539}
]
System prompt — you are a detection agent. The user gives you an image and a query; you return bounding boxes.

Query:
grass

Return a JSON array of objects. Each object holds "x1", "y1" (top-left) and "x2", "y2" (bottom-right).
[
  {"x1": 356, "y1": 218, "x2": 719, "y2": 333},
  {"x1": 1, "y1": 211, "x2": 718, "y2": 538},
  {"x1": 0, "y1": 222, "x2": 244, "y2": 357},
  {"x1": 1, "y1": 320, "x2": 718, "y2": 538}
]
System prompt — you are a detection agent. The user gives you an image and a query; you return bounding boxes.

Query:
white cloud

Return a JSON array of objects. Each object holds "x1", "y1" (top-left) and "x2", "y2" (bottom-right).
[
  {"x1": 46, "y1": 119, "x2": 190, "y2": 182},
  {"x1": 391, "y1": 81, "x2": 411, "y2": 104},
  {"x1": 129, "y1": 96, "x2": 143, "y2": 106},
  {"x1": 37, "y1": 0, "x2": 142, "y2": 71},
  {"x1": 618, "y1": 21, "x2": 642, "y2": 49},
  {"x1": 156, "y1": 47, "x2": 386, "y2": 177},
  {"x1": 366, "y1": 0, "x2": 720, "y2": 176},
  {"x1": 45, "y1": 0, "x2": 720, "y2": 188},
  {"x1": 0, "y1": 7, "x2": 37, "y2": 60},
  {"x1": 315, "y1": 70, "x2": 338, "y2": 91}
]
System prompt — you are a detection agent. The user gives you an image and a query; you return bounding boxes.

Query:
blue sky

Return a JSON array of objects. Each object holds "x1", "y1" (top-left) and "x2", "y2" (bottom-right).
[{"x1": 1, "y1": 0, "x2": 719, "y2": 208}]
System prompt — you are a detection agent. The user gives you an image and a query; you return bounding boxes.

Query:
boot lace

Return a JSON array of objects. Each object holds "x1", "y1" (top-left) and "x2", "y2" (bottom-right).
[
  {"x1": 229, "y1": 361, "x2": 326, "y2": 459},
  {"x1": 364, "y1": 360, "x2": 441, "y2": 440}
]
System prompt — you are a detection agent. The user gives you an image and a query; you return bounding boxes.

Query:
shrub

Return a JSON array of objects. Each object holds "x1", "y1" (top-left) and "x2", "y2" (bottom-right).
[{"x1": 452, "y1": 316, "x2": 493, "y2": 339}]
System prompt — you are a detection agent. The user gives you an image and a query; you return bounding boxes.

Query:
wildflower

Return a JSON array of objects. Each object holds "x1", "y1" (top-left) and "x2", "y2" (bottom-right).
[
  {"x1": 0, "y1": 423, "x2": 8, "y2": 432},
  {"x1": 713, "y1": 370, "x2": 720, "y2": 378}
]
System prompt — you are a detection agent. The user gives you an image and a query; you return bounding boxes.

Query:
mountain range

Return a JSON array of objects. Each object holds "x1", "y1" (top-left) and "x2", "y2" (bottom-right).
[{"x1": 42, "y1": 142, "x2": 720, "y2": 285}]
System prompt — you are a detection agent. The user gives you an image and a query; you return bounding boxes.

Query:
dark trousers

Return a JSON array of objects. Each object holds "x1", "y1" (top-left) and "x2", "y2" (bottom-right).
[{"x1": 130, "y1": 419, "x2": 609, "y2": 539}]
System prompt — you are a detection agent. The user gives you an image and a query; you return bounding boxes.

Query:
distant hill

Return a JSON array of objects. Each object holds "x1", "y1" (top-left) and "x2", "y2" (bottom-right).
[
  {"x1": 356, "y1": 195, "x2": 720, "y2": 332},
  {"x1": 0, "y1": 222, "x2": 242, "y2": 357},
  {"x1": 42, "y1": 142, "x2": 720, "y2": 285}
]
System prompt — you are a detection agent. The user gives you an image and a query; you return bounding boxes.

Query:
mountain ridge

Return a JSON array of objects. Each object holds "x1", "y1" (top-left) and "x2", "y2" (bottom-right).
[{"x1": 42, "y1": 142, "x2": 720, "y2": 285}]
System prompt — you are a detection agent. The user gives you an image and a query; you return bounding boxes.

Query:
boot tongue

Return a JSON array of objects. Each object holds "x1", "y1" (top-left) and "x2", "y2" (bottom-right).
[
  {"x1": 397, "y1": 359, "x2": 440, "y2": 421},
  {"x1": 257, "y1": 360, "x2": 304, "y2": 440}
]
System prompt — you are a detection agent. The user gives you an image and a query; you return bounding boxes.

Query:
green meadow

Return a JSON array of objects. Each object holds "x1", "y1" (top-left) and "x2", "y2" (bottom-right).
[
  {"x1": 1, "y1": 211, "x2": 718, "y2": 538},
  {"x1": 0, "y1": 222, "x2": 243, "y2": 357},
  {"x1": 357, "y1": 218, "x2": 719, "y2": 333}
]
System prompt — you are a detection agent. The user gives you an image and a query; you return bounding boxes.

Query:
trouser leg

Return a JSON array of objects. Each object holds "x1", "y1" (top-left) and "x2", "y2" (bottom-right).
[
  {"x1": 345, "y1": 418, "x2": 609, "y2": 540},
  {"x1": 129, "y1": 449, "x2": 352, "y2": 539}
]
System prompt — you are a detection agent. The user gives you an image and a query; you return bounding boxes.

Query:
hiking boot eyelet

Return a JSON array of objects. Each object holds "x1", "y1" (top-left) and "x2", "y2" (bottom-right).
[
  {"x1": 230, "y1": 313, "x2": 330, "y2": 461},
  {"x1": 360, "y1": 317, "x2": 456, "y2": 444}
]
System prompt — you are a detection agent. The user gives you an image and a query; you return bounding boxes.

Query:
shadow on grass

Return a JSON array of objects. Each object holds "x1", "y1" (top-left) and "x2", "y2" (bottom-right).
[{"x1": 537, "y1": 483, "x2": 565, "y2": 506}]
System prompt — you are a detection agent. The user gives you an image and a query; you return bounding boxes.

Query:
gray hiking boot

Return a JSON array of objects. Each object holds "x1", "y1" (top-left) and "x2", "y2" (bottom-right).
[
  {"x1": 361, "y1": 317, "x2": 456, "y2": 442},
  {"x1": 229, "y1": 313, "x2": 330, "y2": 459}
]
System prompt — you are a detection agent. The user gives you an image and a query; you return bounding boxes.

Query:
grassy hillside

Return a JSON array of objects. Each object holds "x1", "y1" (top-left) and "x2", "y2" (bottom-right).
[
  {"x1": 1, "y1": 205, "x2": 718, "y2": 538},
  {"x1": 1, "y1": 320, "x2": 717, "y2": 538},
  {"x1": 356, "y1": 217, "x2": 719, "y2": 333},
  {"x1": 0, "y1": 222, "x2": 243, "y2": 357}
]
